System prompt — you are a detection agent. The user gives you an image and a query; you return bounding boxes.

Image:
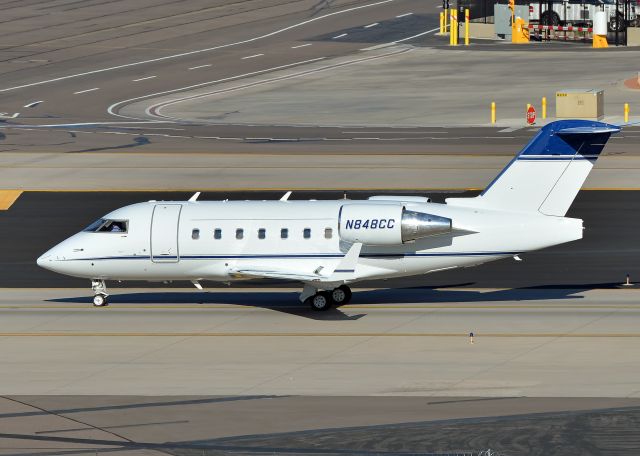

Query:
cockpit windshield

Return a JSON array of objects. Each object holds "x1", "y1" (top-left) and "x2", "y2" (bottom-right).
[{"x1": 83, "y1": 219, "x2": 128, "y2": 233}]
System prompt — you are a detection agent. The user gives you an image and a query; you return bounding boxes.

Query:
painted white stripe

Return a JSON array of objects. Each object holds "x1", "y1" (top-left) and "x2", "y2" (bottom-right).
[
  {"x1": 144, "y1": 49, "x2": 412, "y2": 121},
  {"x1": 396, "y1": 12, "x2": 413, "y2": 17},
  {"x1": 241, "y1": 53, "x2": 264, "y2": 60},
  {"x1": 0, "y1": 0, "x2": 395, "y2": 93},
  {"x1": 393, "y1": 26, "x2": 440, "y2": 43},
  {"x1": 333, "y1": 33, "x2": 348, "y2": 39},
  {"x1": 23, "y1": 101, "x2": 43, "y2": 108},
  {"x1": 291, "y1": 43, "x2": 312, "y2": 49},
  {"x1": 108, "y1": 57, "x2": 327, "y2": 119},
  {"x1": 365, "y1": 22, "x2": 379, "y2": 28},
  {"x1": 73, "y1": 88, "x2": 99, "y2": 94},
  {"x1": 359, "y1": 26, "x2": 440, "y2": 51},
  {"x1": 188, "y1": 64, "x2": 212, "y2": 70},
  {"x1": 132, "y1": 76, "x2": 156, "y2": 82}
]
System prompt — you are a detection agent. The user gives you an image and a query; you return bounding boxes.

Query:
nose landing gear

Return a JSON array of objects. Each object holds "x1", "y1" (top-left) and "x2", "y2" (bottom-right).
[{"x1": 91, "y1": 279, "x2": 109, "y2": 307}]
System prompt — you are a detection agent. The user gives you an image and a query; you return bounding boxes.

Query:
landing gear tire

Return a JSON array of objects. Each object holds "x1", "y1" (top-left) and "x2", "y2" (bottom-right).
[
  {"x1": 331, "y1": 285, "x2": 352, "y2": 306},
  {"x1": 307, "y1": 291, "x2": 332, "y2": 311},
  {"x1": 93, "y1": 293, "x2": 109, "y2": 307},
  {"x1": 609, "y1": 13, "x2": 626, "y2": 32},
  {"x1": 541, "y1": 11, "x2": 560, "y2": 26}
]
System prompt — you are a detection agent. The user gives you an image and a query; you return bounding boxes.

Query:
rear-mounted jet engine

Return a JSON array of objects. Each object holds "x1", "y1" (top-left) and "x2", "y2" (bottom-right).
[{"x1": 338, "y1": 203, "x2": 452, "y2": 245}]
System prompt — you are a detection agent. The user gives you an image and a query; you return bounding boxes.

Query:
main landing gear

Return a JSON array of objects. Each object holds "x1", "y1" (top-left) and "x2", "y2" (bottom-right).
[
  {"x1": 91, "y1": 279, "x2": 109, "y2": 307},
  {"x1": 301, "y1": 285, "x2": 352, "y2": 311}
]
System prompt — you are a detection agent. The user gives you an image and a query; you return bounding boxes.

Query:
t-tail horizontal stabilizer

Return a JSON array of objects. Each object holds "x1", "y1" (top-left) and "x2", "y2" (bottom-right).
[{"x1": 447, "y1": 120, "x2": 620, "y2": 216}]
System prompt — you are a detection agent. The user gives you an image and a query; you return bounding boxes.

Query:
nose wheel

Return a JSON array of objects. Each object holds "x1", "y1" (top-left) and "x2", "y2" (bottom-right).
[
  {"x1": 91, "y1": 279, "x2": 109, "y2": 307},
  {"x1": 93, "y1": 293, "x2": 109, "y2": 307}
]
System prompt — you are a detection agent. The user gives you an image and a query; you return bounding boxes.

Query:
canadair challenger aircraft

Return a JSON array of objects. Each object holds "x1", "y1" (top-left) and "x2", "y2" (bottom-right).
[{"x1": 38, "y1": 120, "x2": 619, "y2": 310}]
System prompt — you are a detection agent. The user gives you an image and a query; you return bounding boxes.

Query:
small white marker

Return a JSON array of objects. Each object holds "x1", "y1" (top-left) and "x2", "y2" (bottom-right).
[
  {"x1": 23, "y1": 100, "x2": 43, "y2": 108},
  {"x1": 73, "y1": 88, "x2": 99, "y2": 94},
  {"x1": 242, "y1": 53, "x2": 264, "y2": 60},
  {"x1": 188, "y1": 64, "x2": 212, "y2": 70},
  {"x1": 291, "y1": 43, "x2": 312, "y2": 49},
  {"x1": 132, "y1": 76, "x2": 156, "y2": 82},
  {"x1": 365, "y1": 22, "x2": 379, "y2": 28},
  {"x1": 396, "y1": 12, "x2": 413, "y2": 17},
  {"x1": 332, "y1": 33, "x2": 348, "y2": 39}
]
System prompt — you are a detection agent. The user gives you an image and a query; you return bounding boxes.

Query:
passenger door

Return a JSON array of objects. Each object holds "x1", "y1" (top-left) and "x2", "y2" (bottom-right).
[{"x1": 151, "y1": 204, "x2": 182, "y2": 263}]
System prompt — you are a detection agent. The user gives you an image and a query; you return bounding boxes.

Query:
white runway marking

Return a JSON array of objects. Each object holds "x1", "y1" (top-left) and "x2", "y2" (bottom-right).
[
  {"x1": 188, "y1": 64, "x2": 212, "y2": 70},
  {"x1": 144, "y1": 49, "x2": 412, "y2": 121},
  {"x1": 108, "y1": 57, "x2": 327, "y2": 119},
  {"x1": 360, "y1": 26, "x2": 440, "y2": 50},
  {"x1": 396, "y1": 12, "x2": 413, "y2": 17},
  {"x1": 23, "y1": 101, "x2": 43, "y2": 108},
  {"x1": 242, "y1": 54, "x2": 264, "y2": 60},
  {"x1": 73, "y1": 88, "x2": 99, "y2": 94},
  {"x1": 132, "y1": 76, "x2": 157, "y2": 82},
  {"x1": 333, "y1": 33, "x2": 348, "y2": 39},
  {"x1": 291, "y1": 43, "x2": 312, "y2": 49},
  {"x1": 0, "y1": 0, "x2": 396, "y2": 93},
  {"x1": 365, "y1": 22, "x2": 379, "y2": 28}
]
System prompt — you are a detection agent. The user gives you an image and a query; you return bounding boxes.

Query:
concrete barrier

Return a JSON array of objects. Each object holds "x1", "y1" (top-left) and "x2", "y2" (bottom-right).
[
  {"x1": 462, "y1": 22, "x2": 495, "y2": 40},
  {"x1": 627, "y1": 27, "x2": 640, "y2": 46}
]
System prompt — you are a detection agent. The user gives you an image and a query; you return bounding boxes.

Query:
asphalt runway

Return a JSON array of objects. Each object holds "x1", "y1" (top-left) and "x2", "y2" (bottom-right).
[{"x1": 1, "y1": 190, "x2": 638, "y2": 289}]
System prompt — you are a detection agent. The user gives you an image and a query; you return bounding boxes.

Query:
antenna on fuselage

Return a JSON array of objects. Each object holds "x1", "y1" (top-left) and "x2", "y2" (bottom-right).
[
  {"x1": 188, "y1": 192, "x2": 201, "y2": 202},
  {"x1": 280, "y1": 191, "x2": 292, "y2": 201}
]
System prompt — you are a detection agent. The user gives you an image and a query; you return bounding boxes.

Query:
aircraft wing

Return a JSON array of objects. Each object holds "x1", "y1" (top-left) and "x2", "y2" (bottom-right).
[
  {"x1": 229, "y1": 242, "x2": 363, "y2": 284},
  {"x1": 230, "y1": 268, "x2": 327, "y2": 282}
]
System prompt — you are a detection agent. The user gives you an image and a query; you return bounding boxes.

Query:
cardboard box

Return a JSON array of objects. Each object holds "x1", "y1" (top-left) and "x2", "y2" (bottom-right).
[{"x1": 556, "y1": 89, "x2": 604, "y2": 120}]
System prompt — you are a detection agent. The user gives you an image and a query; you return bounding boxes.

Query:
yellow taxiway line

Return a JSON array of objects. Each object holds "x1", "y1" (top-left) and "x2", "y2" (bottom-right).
[
  {"x1": 0, "y1": 190, "x2": 22, "y2": 210},
  {"x1": 0, "y1": 332, "x2": 639, "y2": 337}
]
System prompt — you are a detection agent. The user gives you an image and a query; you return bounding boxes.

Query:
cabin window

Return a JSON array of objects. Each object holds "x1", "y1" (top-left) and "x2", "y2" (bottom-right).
[
  {"x1": 192, "y1": 229, "x2": 200, "y2": 240},
  {"x1": 258, "y1": 228, "x2": 266, "y2": 239},
  {"x1": 281, "y1": 228, "x2": 288, "y2": 239},
  {"x1": 303, "y1": 228, "x2": 311, "y2": 239},
  {"x1": 325, "y1": 228, "x2": 333, "y2": 239},
  {"x1": 84, "y1": 219, "x2": 128, "y2": 233},
  {"x1": 236, "y1": 228, "x2": 244, "y2": 240},
  {"x1": 214, "y1": 228, "x2": 222, "y2": 240}
]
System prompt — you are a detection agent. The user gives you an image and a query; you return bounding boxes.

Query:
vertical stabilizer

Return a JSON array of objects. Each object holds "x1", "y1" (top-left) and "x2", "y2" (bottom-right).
[{"x1": 447, "y1": 120, "x2": 620, "y2": 216}]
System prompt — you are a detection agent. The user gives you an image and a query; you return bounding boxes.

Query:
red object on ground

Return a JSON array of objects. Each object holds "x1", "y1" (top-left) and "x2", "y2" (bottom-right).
[{"x1": 527, "y1": 106, "x2": 536, "y2": 125}]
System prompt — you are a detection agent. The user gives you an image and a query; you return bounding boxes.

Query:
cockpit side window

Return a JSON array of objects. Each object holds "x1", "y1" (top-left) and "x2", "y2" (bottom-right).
[{"x1": 84, "y1": 219, "x2": 128, "y2": 233}]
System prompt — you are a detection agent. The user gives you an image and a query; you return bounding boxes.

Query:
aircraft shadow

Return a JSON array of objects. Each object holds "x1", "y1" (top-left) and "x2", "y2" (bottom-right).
[{"x1": 47, "y1": 282, "x2": 624, "y2": 320}]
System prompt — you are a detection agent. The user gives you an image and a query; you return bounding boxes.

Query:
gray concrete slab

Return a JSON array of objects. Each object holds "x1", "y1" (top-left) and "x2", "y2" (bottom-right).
[
  {"x1": 141, "y1": 45, "x2": 640, "y2": 128},
  {"x1": 0, "y1": 287, "x2": 639, "y2": 397},
  {"x1": 3, "y1": 395, "x2": 640, "y2": 455}
]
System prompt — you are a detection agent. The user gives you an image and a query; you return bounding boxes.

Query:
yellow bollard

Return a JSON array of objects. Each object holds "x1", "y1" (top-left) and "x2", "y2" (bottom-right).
[
  {"x1": 465, "y1": 8, "x2": 470, "y2": 45},
  {"x1": 444, "y1": 8, "x2": 448, "y2": 31},
  {"x1": 491, "y1": 101, "x2": 496, "y2": 124},
  {"x1": 440, "y1": 11, "x2": 445, "y2": 34},
  {"x1": 542, "y1": 97, "x2": 547, "y2": 119},
  {"x1": 449, "y1": 9, "x2": 454, "y2": 45},
  {"x1": 453, "y1": 9, "x2": 458, "y2": 45},
  {"x1": 624, "y1": 103, "x2": 630, "y2": 123}
]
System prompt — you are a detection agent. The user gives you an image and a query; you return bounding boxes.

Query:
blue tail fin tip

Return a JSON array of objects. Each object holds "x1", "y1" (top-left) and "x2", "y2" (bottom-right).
[{"x1": 519, "y1": 119, "x2": 619, "y2": 158}]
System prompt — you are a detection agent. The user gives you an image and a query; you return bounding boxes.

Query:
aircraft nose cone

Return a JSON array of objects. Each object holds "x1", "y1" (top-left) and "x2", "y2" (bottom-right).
[{"x1": 37, "y1": 253, "x2": 51, "y2": 269}]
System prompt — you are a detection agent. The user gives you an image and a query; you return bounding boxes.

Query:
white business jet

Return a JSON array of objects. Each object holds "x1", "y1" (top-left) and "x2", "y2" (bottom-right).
[{"x1": 38, "y1": 120, "x2": 619, "y2": 310}]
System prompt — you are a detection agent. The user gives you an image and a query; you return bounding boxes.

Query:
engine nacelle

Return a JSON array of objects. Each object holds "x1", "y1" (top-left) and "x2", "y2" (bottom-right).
[{"x1": 338, "y1": 203, "x2": 451, "y2": 245}]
